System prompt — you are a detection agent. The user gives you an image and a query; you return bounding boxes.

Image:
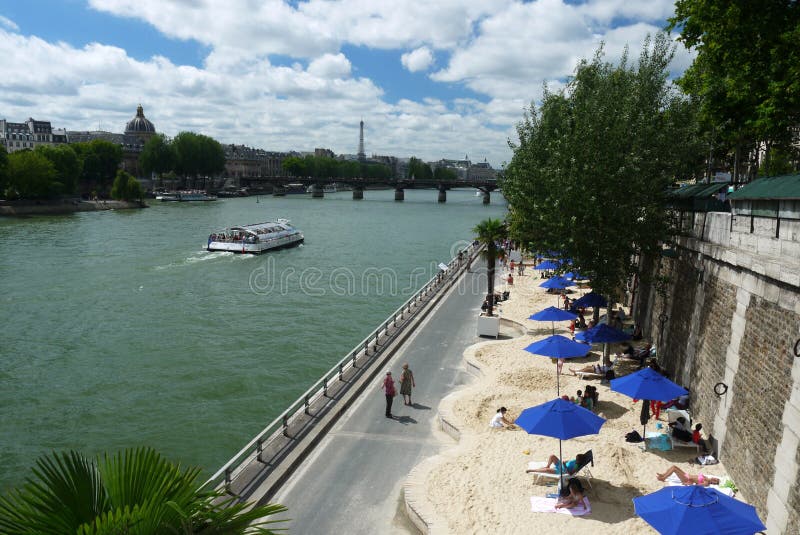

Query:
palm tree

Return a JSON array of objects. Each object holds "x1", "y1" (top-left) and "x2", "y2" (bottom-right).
[
  {"x1": 0, "y1": 447, "x2": 287, "y2": 534},
  {"x1": 472, "y1": 218, "x2": 507, "y2": 317}
]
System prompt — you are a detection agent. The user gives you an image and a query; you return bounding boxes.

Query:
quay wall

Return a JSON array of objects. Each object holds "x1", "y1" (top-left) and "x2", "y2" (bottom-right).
[{"x1": 636, "y1": 211, "x2": 800, "y2": 534}]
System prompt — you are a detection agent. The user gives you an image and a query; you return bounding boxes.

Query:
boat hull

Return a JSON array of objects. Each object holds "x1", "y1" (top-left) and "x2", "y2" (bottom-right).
[{"x1": 207, "y1": 233, "x2": 304, "y2": 254}]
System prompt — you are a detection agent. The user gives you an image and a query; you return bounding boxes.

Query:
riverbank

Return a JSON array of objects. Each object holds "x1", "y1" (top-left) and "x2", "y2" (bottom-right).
[
  {"x1": 0, "y1": 199, "x2": 146, "y2": 216},
  {"x1": 414, "y1": 266, "x2": 745, "y2": 533}
]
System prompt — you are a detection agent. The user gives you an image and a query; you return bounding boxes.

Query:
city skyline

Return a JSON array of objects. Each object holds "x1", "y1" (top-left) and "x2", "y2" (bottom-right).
[{"x1": 0, "y1": 1, "x2": 693, "y2": 167}]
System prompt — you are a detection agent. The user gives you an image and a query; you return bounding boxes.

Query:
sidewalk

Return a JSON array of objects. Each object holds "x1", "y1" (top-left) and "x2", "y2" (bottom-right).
[{"x1": 270, "y1": 263, "x2": 489, "y2": 533}]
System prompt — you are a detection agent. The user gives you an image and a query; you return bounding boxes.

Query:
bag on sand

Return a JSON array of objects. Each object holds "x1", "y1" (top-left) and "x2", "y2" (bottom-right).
[{"x1": 625, "y1": 430, "x2": 643, "y2": 443}]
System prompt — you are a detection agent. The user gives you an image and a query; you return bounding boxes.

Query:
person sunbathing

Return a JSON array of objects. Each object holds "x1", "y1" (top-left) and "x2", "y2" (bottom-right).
[
  {"x1": 555, "y1": 479, "x2": 587, "y2": 509},
  {"x1": 656, "y1": 465, "x2": 719, "y2": 486},
  {"x1": 569, "y1": 363, "x2": 611, "y2": 376},
  {"x1": 526, "y1": 453, "x2": 586, "y2": 475}
]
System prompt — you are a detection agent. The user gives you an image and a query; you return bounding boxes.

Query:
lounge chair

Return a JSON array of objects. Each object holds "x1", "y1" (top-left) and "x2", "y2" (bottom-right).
[
  {"x1": 527, "y1": 449, "x2": 595, "y2": 490},
  {"x1": 667, "y1": 410, "x2": 701, "y2": 452}
]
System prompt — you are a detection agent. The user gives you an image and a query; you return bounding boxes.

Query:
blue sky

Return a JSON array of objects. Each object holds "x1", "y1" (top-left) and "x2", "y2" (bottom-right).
[{"x1": 0, "y1": 0, "x2": 689, "y2": 166}]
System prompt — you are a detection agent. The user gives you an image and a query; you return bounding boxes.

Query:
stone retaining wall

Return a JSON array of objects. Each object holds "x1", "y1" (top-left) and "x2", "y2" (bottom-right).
[{"x1": 636, "y1": 211, "x2": 800, "y2": 534}]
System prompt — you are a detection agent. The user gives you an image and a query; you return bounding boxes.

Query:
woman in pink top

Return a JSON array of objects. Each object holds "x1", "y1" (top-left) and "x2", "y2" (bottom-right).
[{"x1": 382, "y1": 372, "x2": 397, "y2": 418}]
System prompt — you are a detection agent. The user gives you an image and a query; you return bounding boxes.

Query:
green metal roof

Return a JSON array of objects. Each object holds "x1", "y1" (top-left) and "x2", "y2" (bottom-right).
[
  {"x1": 668, "y1": 182, "x2": 728, "y2": 199},
  {"x1": 728, "y1": 173, "x2": 800, "y2": 200}
]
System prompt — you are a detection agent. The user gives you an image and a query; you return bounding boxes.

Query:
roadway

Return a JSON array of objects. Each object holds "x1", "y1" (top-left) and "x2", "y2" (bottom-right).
[{"x1": 271, "y1": 262, "x2": 489, "y2": 533}]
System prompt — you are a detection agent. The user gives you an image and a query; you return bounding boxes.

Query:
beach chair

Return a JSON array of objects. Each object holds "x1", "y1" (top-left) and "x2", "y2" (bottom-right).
[
  {"x1": 667, "y1": 410, "x2": 701, "y2": 452},
  {"x1": 527, "y1": 450, "x2": 595, "y2": 490}
]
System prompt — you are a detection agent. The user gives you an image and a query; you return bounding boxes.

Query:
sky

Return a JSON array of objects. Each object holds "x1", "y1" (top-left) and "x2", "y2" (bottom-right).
[{"x1": 0, "y1": 0, "x2": 693, "y2": 167}]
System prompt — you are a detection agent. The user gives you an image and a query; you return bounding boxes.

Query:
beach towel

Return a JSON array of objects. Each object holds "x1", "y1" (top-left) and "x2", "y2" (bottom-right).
[
  {"x1": 663, "y1": 474, "x2": 735, "y2": 496},
  {"x1": 530, "y1": 496, "x2": 591, "y2": 516}
]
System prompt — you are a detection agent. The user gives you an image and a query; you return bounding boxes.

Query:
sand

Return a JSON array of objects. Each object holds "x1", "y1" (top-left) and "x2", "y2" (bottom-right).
[{"x1": 421, "y1": 265, "x2": 737, "y2": 534}]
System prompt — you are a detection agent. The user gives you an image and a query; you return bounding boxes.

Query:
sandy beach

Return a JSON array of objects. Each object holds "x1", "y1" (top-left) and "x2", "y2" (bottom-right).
[{"x1": 420, "y1": 263, "x2": 741, "y2": 534}]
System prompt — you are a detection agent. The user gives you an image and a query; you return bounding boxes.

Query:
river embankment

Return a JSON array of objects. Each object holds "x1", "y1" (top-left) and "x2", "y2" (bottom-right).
[{"x1": 0, "y1": 198, "x2": 146, "y2": 216}]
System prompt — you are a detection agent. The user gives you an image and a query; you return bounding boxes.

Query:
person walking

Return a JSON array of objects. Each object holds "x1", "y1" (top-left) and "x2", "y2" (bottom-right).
[
  {"x1": 381, "y1": 371, "x2": 397, "y2": 418},
  {"x1": 399, "y1": 363, "x2": 416, "y2": 406}
]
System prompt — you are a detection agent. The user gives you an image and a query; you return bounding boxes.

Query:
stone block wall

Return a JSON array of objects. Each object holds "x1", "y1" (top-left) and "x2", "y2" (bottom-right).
[{"x1": 636, "y1": 211, "x2": 800, "y2": 533}]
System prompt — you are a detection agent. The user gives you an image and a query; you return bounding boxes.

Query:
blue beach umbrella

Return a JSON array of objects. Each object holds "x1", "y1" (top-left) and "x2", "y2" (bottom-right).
[
  {"x1": 633, "y1": 486, "x2": 766, "y2": 535},
  {"x1": 575, "y1": 323, "x2": 631, "y2": 344},
  {"x1": 516, "y1": 398, "x2": 606, "y2": 486},
  {"x1": 571, "y1": 291, "x2": 607, "y2": 309},
  {"x1": 528, "y1": 306, "x2": 578, "y2": 336},
  {"x1": 534, "y1": 260, "x2": 560, "y2": 271},
  {"x1": 539, "y1": 275, "x2": 575, "y2": 290},
  {"x1": 610, "y1": 367, "x2": 688, "y2": 402},
  {"x1": 524, "y1": 335, "x2": 591, "y2": 394},
  {"x1": 611, "y1": 368, "x2": 688, "y2": 448},
  {"x1": 563, "y1": 271, "x2": 588, "y2": 281}
]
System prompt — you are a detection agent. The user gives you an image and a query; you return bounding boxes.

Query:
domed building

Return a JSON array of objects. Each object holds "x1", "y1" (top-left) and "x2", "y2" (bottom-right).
[{"x1": 124, "y1": 104, "x2": 156, "y2": 142}]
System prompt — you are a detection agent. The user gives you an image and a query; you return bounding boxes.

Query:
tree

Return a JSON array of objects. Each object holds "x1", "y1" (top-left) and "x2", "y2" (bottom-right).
[
  {"x1": 0, "y1": 447, "x2": 287, "y2": 534},
  {"x1": 408, "y1": 157, "x2": 433, "y2": 180},
  {"x1": 502, "y1": 35, "x2": 700, "y2": 303},
  {"x1": 173, "y1": 132, "x2": 225, "y2": 186},
  {"x1": 72, "y1": 140, "x2": 123, "y2": 195},
  {"x1": 434, "y1": 167, "x2": 458, "y2": 182},
  {"x1": 139, "y1": 134, "x2": 175, "y2": 176},
  {"x1": 282, "y1": 156, "x2": 306, "y2": 177},
  {"x1": 110, "y1": 170, "x2": 145, "y2": 202},
  {"x1": 472, "y1": 218, "x2": 507, "y2": 317},
  {"x1": 6, "y1": 150, "x2": 58, "y2": 199},
  {"x1": 35, "y1": 144, "x2": 82, "y2": 195},
  {"x1": 667, "y1": 0, "x2": 800, "y2": 179},
  {"x1": 0, "y1": 146, "x2": 8, "y2": 195}
]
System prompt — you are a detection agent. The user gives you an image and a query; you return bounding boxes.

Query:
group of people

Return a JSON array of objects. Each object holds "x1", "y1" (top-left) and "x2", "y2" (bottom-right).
[
  {"x1": 380, "y1": 363, "x2": 416, "y2": 418},
  {"x1": 567, "y1": 385, "x2": 598, "y2": 411}
]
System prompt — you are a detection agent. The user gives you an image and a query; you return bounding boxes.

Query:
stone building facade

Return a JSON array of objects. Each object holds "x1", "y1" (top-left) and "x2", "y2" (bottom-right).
[{"x1": 635, "y1": 210, "x2": 800, "y2": 533}]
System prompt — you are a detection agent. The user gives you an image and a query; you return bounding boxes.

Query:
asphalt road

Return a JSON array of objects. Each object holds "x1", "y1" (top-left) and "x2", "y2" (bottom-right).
[{"x1": 272, "y1": 264, "x2": 489, "y2": 534}]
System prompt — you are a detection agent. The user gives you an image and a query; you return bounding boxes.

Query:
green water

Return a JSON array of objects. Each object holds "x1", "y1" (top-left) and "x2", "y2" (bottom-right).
[{"x1": 0, "y1": 189, "x2": 505, "y2": 490}]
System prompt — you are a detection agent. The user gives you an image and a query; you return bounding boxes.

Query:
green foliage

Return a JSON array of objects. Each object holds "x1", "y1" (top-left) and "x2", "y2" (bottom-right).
[
  {"x1": 110, "y1": 170, "x2": 145, "y2": 202},
  {"x1": 173, "y1": 132, "x2": 225, "y2": 179},
  {"x1": 6, "y1": 150, "x2": 59, "y2": 199},
  {"x1": 0, "y1": 145, "x2": 8, "y2": 194},
  {"x1": 0, "y1": 447, "x2": 288, "y2": 535},
  {"x1": 668, "y1": 0, "x2": 800, "y2": 160},
  {"x1": 281, "y1": 155, "x2": 391, "y2": 180},
  {"x1": 72, "y1": 140, "x2": 124, "y2": 193},
  {"x1": 281, "y1": 156, "x2": 306, "y2": 177},
  {"x1": 408, "y1": 157, "x2": 433, "y2": 180},
  {"x1": 35, "y1": 144, "x2": 82, "y2": 194},
  {"x1": 472, "y1": 218, "x2": 507, "y2": 316},
  {"x1": 139, "y1": 134, "x2": 176, "y2": 176},
  {"x1": 433, "y1": 166, "x2": 458, "y2": 181},
  {"x1": 758, "y1": 146, "x2": 797, "y2": 177},
  {"x1": 502, "y1": 34, "x2": 696, "y2": 299}
]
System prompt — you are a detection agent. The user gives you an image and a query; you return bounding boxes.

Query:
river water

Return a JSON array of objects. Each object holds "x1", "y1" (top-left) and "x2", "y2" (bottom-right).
[{"x1": 0, "y1": 188, "x2": 505, "y2": 490}]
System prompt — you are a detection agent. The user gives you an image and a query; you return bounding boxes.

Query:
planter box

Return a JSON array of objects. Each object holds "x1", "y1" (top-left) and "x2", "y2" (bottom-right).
[{"x1": 477, "y1": 314, "x2": 500, "y2": 338}]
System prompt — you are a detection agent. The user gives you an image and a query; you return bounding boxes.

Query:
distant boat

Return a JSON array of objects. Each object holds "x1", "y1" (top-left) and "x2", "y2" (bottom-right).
[
  {"x1": 306, "y1": 184, "x2": 339, "y2": 193},
  {"x1": 207, "y1": 219, "x2": 304, "y2": 254},
  {"x1": 157, "y1": 190, "x2": 217, "y2": 202}
]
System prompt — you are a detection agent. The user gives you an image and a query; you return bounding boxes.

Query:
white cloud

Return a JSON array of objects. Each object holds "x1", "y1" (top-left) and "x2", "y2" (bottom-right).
[
  {"x1": 1, "y1": 1, "x2": 690, "y2": 167},
  {"x1": 307, "y1": 53, "x2": 352, "y2": 79},
  {"x1": 0, "y1": 15, "x2": 19, "y2": 31},
  {"x1": 401, "y1": 47, "x2": 434, "y2": 72}
]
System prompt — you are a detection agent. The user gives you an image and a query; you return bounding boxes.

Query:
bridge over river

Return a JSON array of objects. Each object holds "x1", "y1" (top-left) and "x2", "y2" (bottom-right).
[{"x1": 237, "y1": 176, "x2": 500, "y2": 203}]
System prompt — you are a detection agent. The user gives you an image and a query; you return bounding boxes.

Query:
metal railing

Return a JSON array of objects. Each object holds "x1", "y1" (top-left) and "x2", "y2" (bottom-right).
[{"x1": 203, "y1": 241, "x2": 481, "y2": 493}]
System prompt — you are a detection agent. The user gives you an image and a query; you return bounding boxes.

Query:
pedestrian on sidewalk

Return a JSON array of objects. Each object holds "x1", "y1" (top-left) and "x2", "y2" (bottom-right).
[
  {"x1": 382, "y1": 371, "x2": 397, "y2": 418},
  {"x1": 400, "y1": 363, "x2": 416, "y2": 406}
]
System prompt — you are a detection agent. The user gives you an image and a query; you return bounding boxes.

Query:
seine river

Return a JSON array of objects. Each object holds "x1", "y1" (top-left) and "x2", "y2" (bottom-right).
[{"x1": 0, "y1": 188, "x2": 505, "y2": 490}]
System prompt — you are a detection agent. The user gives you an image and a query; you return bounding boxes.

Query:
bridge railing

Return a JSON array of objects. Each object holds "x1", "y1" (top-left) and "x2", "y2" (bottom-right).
[{"x1": 203, "y1": 241, "x2": 481, "y2": 494}]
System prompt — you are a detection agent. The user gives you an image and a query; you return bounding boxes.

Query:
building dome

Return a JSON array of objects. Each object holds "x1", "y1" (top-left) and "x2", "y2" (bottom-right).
[{"x1": 124, "y1": 105, "x2": 156, "y2": 135}]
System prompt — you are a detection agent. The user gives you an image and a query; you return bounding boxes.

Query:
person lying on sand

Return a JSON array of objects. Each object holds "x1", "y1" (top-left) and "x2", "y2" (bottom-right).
[
  {"x1": 656, "y1": 465, "x2": 720, "y2": 486},
  {"x1": 526, "y1": 453, "x2": 586, "y2": 475},
  {"x1": 569, "y1": 363, "x2": 611, "y2": 376}
]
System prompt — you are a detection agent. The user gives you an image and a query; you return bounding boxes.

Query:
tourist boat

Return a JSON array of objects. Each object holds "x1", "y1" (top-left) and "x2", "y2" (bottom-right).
[
  {"x1": 157, "y1": 190, "x2": 218, "y2": 202},
  {"x1": 305, "y1": 183, "x2": 339, "y2": 193},
  {"x1": 206, "y1": 219, "x2": 304, "y2": 254}
]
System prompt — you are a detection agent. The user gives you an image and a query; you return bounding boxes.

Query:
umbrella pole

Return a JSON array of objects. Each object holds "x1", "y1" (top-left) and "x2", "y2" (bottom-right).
[
  {"x1": 556, "y1": 361, "x2": 560, "y2": 396},
  {"x1": 642, "y1": 422, "x2": 647, "y2": 451},
  {"x1": 558, "y1": 439, "x2": 564, "y2": 491}
]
